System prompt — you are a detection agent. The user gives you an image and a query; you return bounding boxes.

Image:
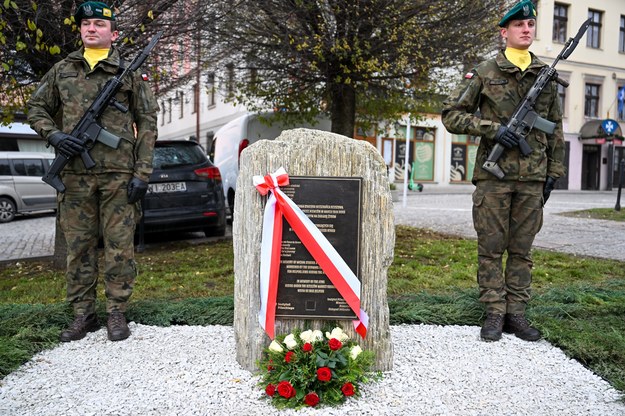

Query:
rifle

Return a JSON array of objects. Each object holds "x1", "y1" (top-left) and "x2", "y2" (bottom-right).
[
  {"x1": 43, "y1": 31, "x2": 163, "y2": 192},
  {"x1": 482, "y1": 19, "x2": 591, "y2": 180}
]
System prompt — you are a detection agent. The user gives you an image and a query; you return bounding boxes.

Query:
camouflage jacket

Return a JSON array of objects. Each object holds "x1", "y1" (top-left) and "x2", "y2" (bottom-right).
[
  {"x1": 442, "y1": 50, "x2": 566, "y2": 182},
  {"x1": 27, "y1": 47, "x2": 159, "y2": 181}
]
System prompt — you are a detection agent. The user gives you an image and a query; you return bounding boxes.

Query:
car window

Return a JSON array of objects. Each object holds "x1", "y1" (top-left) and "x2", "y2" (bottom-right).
[
  {"x1": 153, "y1": 144, "x2": 206, "y2": 169},
  {"x1": 12, "y1": 159, "x2": 46, "y2": 176},
  {"x1": 0, "y1": 159, "x2": 10, "y2": 175}
]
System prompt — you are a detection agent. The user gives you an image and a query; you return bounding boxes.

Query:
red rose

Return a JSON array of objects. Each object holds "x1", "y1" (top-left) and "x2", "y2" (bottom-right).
[
  {"x1": 285, "y1": 351, "x2": 295, "y2": 363},
  {"x1": 328, "y1": 338, "x2": 342, "y2": 351},
  {"x1": 267, "y1": 359, "x2": 274, "y2": 371},
  {"x1": 302, "y1": 342, "x2": 312, "y2": 352},
  {"x1": 304, "y1": 392, "x2": 320, "y2": 407},
  {"x1": 341, "y1": 382, "x2": 355, "y2": 396},
  {"x1": 265, "y1": 384, "x2": 276, "y2": 397},
  {"x1": 277, "y1": 380, "x2": 295, "y2": 398},
  {"x1": 317, "y1": 367, "x2": 332, "y2": 382}
]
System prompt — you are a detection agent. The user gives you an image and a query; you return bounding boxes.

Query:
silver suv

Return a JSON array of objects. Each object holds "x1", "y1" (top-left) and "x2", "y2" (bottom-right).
[{"x1": 0, "y1": 151, "x2": 56, "y2": 223}]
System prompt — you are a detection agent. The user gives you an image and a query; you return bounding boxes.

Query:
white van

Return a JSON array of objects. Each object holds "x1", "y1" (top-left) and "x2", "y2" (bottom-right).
[
  {"x1": 0, "y1": 151, "x2": 56, "y2": 223},
  {"x1": 211, "y1": 112, "x2": 331, "y2": 215}
]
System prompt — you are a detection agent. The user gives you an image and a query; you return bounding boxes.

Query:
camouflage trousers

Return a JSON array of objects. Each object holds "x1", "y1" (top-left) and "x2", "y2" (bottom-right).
[
  {"x1": 472, "y1": 180, "x2": 544, "y2": 315},
  {"x1": 58, "y1": 172, "x2": 139, "y2": 315}
]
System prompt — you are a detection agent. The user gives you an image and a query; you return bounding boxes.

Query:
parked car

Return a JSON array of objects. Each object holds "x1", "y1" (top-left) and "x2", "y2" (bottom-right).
[
  {"x1": 142, "y1": 139, "x2": 226, "y2": 236},
  {"x1": 0, "y1": 151, "x2": 56, "y2": 223},
  {"x1": 211, "y1": 112, "x2": 331, "y2": 216}
]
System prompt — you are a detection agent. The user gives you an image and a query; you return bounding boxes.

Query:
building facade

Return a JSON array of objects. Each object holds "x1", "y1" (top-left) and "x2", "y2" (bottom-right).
[
  {"x1": 158, "y1": 0, "x2": 625, "y2": 190},
  {"x1": 530, "y1": 0, "x2": 625, "y2": 190}
]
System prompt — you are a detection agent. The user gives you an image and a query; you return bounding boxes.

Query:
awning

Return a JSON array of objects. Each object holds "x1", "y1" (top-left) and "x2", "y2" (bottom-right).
[{"x1": 579, "y1": 119, "x2": 624, "y2": 141}]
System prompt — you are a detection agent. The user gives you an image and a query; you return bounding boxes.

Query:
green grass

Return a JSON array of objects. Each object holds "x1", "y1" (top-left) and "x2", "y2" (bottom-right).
[
  {"x1": 1, "y1": 226, "x2": 624, "y2": 394},
  {"x1": 559, "y1": 207, "x2": 625, "y2": 222}
]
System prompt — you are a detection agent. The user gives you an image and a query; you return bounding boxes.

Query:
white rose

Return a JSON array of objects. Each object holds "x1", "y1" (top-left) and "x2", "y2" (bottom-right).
[
  {"x1": 268, "y1": 340, "x2": 283, "y2": 353},
  {"x1": 350, "y1": 345, "x2": 363, "y2": 360},
  {"x1": 299, "y1": 330, "x2": 314, "y2": 343},
  {"x1": 326, "y1": 327, "x2": 349, "y2": 342},
  {"x1": 312, "y1": 330, "x2": 324, "y2": 341},
  {"x1": 284, "y1": 333, "x2": 298, "y2": 349}
]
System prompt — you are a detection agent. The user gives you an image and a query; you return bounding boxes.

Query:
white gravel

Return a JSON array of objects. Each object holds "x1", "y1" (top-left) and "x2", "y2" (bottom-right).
[{"x1": 0, "y1": 323, "x2": 623, "y2": 415}]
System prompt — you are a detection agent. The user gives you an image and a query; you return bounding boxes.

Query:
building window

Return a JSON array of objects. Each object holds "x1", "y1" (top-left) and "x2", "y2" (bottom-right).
[
  {"x1": 558, "y1": 83, "x2": 566, "y2": 117},
  {"x1": 553, "y1": 3, "x2": 568, "y2": 43},
  {"x1": 192, "y1": 84, "x2": 198, "y2": 114},
  {"x1": 206, "y1": 73, "x2": 216, "y2": 107},
  {"x1": 178, "y1": 91, "x2": 184, "y2": 119},
  {"x1": 249, "y1": 67, "x2": 258, "y2": 87},
  {"x1": 226, "y1": 63, "x2": 235, "y2": 98},
  {"x1": 584, "y1": 83, "x2": 600, "y2": 118},
  {"x1": 618, "y1": 85, "x2": 625, "y2": 121},
  {"x1": 620, "y1": 16, "x2": 625, "y2": 53},
  {"x1": 167, "y1": 98, "x2": 172, "y2": 123},
  {"x1": 160, "y1": 101, "x2": 165, "y2": 126},
  {"x1": 587, "y1": 10, "x2": 602, "y2": 49}
]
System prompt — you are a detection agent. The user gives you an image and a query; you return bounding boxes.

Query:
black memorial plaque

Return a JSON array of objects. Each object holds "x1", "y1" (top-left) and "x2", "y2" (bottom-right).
[{"x1": 275, "y1": 176, "x2": 362, "y2": 319}]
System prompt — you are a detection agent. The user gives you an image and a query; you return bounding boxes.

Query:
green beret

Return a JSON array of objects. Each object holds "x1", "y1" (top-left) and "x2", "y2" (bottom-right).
[
  {"x1": 498, "y1": 0, "x2": 537, "y2": 27},
  {"x1": 75, "y1": 2, "x2": 115, "y2": 24}
]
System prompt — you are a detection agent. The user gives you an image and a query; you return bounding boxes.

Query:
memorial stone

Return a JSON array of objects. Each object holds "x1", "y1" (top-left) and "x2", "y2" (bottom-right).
[{"x1": 233, "y1": 128, "x2": 394, "y2": 371}]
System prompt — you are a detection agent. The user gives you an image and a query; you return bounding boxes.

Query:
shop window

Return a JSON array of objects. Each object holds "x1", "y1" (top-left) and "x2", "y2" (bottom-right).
[
  {"x1": 450, "y1": 135, "x2": 479, "y2": 183},
  {"x1": 395, "y1": 125, "x2": 435, "y2": 182}
]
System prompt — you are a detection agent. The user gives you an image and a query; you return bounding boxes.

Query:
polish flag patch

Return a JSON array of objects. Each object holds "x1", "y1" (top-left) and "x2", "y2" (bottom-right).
[
  {"x1": 141, "y1": 73, "x2": 149, "y2": 81},
  {"x1": 464, "y1": 72, "x2": 474, "y2": 79}
]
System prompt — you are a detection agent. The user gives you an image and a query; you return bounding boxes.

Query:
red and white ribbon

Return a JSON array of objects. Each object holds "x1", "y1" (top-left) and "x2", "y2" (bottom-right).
[{"x1": 254, "y1": 167, "x2": 368, "y2": 339}]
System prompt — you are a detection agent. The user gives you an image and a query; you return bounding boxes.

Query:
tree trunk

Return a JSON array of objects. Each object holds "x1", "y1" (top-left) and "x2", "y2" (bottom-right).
[{"x1": 329, "y1": 82, "x2": 356, "y2": 138}]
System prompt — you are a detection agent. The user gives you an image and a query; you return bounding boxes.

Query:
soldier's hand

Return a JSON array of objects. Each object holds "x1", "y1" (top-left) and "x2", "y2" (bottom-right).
[
  {"x1": 127, "y1": 177, "x2": 149, "y2": 204},
  {"x1": 48, "y1": 132, "x2": 84, "y2": 157},
  {"x1": 494, "y1": 126, "x2": 521, "y2": 149},
  {"x1": 543, "y1": 176, "x2": 557, "y2": 206}
]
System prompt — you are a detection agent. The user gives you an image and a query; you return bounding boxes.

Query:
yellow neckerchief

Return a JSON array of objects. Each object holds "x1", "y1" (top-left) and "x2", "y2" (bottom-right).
[
  {"x1": 83, "y1": 48, "x2": 110, "y2": 70},
  {"x1": 505, "y1": 47, "x2": 532, "y2": 71}
]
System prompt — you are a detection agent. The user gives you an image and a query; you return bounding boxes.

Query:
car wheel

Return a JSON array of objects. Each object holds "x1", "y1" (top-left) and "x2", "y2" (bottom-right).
[{"x1": 0, "y1": 197, "x2": 16, "y2": 223}]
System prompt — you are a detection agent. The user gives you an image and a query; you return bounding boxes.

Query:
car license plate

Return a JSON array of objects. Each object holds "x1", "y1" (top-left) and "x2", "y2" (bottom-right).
[{"x1": 148, "y1": 182, "x2": 187, "y2": 193}]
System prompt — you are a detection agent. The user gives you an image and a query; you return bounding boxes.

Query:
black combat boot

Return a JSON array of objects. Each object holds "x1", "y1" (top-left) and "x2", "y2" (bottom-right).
[
  {"x1": 107, "y1": 311, "x2": 131, "y2": 341},
  {"x1": 480, "y1": 313, "x2": 505, "y2": 342},
  {"x1": 60, "y1": 314, "x2": 99, "y2": 342},
  {"x1": 503, "y1": 314, "x2": 541, "y2": 341}
]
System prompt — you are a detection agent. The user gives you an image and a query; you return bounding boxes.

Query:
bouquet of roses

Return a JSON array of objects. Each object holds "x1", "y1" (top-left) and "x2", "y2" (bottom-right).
[{"x1": 258, "y1": 326, "x2": 376, "y2": 409}]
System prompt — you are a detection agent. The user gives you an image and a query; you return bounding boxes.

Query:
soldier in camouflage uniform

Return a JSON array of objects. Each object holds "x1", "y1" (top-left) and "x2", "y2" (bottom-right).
[
  {"x1": 27, "y1": 2, "x2": 159, "y2": 342},
  {"x1": 442, "y1": 0, "x2": 565, "y2": 342}
]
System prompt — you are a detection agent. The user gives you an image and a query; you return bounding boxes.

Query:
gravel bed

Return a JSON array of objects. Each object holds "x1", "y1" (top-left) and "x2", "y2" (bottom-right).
[{"x1": 1, "y1": 323, "x2": 623, "y2": 415}]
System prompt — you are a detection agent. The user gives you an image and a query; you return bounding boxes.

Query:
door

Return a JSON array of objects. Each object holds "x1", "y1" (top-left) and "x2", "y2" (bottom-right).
[
  {"x1": 581, "y1": 145, "x2": 601, "y2": 190},
  {"x1": 555, "y1": 141, "x2": 570, "y2": 190}
]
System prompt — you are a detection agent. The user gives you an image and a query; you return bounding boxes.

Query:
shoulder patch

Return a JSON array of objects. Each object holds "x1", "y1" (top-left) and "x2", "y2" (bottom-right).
[
  {"x1": 464, "y1": 72, "x2": 474, "y2": 79},
  {"x1": 141, "y1": 73, "x2": 149, "y2": 81}
]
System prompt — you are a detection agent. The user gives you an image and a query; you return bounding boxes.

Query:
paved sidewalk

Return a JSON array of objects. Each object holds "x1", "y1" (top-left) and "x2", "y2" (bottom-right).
[
  {"x1": 394, "y1": 185, "x2": 625, "y2": 262},
  {"x1": 1, "y1": 186, "x2": 624, "y2": 263}
]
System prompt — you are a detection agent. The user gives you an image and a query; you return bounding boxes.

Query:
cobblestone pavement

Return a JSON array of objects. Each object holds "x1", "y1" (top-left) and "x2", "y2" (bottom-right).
[
  {"x1": 0, "y1": 211, "x2": 56, "y2": 263},
  {"x1": 394, "y1": 185, "x2": 625, "y2": 262},
  {"x1": 1, "y1": 186, "x2": 624, "y2": 263}
]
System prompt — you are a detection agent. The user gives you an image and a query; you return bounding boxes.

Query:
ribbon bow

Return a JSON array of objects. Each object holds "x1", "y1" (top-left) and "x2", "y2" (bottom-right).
[
  {"x1": 254, "y1": 168, "x2": 290, "y2": 196},
  {"x1": 253, "y1": 168, "x2": 368, "y2": 339}
]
